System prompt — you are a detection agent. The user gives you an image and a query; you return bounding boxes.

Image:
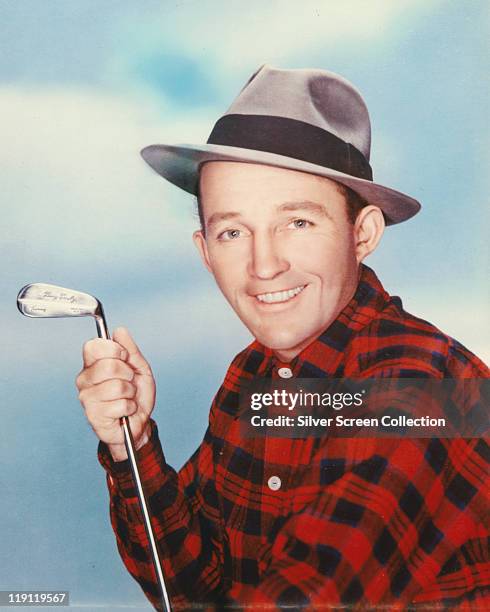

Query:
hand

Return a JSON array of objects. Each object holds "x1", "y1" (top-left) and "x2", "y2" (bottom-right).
[{"x1": 76, "y1": 327, "x2": 156, "y2": 461}]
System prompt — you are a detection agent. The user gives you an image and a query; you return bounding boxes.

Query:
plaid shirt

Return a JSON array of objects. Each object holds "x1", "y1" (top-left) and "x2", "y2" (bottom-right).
[{"x1": 98, "y1": 264, "x2": 489, "y2": 610}]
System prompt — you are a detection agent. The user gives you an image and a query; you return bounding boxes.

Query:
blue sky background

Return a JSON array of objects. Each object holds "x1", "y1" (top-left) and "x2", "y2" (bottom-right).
[{"x1": 1, "y1": 1, "x2": 488, "y2": 609}]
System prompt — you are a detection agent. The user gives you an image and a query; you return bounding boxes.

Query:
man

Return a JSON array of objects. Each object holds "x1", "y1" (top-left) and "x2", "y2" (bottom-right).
[{"x1": 76, "y1": 66, "x2": 489, "y2": 609}]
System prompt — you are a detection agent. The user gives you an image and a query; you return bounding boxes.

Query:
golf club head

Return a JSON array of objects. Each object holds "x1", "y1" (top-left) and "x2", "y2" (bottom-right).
[{"x1": 17, "y1": 283, "x2": 109, "y2": 338}]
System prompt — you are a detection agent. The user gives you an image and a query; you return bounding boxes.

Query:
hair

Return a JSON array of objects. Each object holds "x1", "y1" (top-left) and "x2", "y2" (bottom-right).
[
  {"x1": 194, "y1": 175, "x2": 369, "y2": 233},
  {"x1": 335, "y1": 183, "x2": 370, "y2": 224}
]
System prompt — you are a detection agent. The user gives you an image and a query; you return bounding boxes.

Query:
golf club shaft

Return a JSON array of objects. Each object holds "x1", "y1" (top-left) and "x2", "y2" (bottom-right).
[{"x1": 96, "y1": 314, "x2": 172, "y2": 612}]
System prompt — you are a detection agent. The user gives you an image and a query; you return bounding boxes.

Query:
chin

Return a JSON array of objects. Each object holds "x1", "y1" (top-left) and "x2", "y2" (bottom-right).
[{"x1": 254, "y1": 326, "x2": 311, "y2": 353}]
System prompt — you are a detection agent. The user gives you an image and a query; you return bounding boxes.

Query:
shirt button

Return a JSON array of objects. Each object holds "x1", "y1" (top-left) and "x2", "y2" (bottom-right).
[
  {"x1": 278, "y1": 367, "x2": 293, "y2": 379},
  {"x1": 267, "y1": 475, "x2": 282, "y2": 491}
]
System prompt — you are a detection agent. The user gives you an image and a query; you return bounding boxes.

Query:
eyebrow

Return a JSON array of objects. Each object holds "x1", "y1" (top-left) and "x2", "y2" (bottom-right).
[
  {"x1": 205, "y1": 200, "x2": 332, "y2": 229},
  {"x1": 206, "y1": 211, "x2": 241, "y2": 229},
  {"x1": 278, "y1": 200, "x2": 333, "y2": 220}
]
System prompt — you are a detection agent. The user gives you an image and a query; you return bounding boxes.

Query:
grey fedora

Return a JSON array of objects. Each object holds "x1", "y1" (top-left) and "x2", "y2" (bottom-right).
[{"x1": 141, "y1": 65, "x2": 421, "y2": 225}]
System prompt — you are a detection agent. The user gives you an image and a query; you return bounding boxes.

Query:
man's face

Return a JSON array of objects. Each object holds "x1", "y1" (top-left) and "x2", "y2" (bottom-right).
[{"x1": 194, "y1": 162, "x2": 364, "y2": 362}]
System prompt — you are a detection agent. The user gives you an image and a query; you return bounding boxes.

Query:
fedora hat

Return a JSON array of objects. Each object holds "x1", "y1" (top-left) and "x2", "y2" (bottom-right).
[{"x1": 141, "y1": 65, "x2": 420, "y2": 225}]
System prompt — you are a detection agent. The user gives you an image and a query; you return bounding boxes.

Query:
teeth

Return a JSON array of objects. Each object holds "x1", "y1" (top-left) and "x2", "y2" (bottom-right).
[{"x1": 256, "y1": 285, "x2": 305, "y2": 304}]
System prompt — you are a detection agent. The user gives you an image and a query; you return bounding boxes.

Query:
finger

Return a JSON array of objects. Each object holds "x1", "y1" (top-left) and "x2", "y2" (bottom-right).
[
  {"x1": 79, "y1": 379, "x2": 136, "y2": 404},
  {"x1": 112, "y1": 327, "x2": 152, "y2": 376},
  {"x1": 83, "y1": 338, "x2": 128, "y2": 368},
  {"x1": 76, "y1": 358, "x2": 134, "y2": 390},
  {"x1": 88, "y1": 398, "x2": 138, "y2": 422}
]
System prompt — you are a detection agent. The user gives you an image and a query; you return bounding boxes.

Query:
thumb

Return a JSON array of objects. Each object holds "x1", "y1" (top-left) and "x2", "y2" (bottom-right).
[{"x1": 112, "y1": 327, "x2": 152, "y2": 375}]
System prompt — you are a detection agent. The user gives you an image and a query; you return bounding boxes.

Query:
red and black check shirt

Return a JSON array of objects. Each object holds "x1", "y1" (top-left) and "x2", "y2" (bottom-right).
[{"x1": 98, "y1": 264, "x2": 489, "y2": 610}]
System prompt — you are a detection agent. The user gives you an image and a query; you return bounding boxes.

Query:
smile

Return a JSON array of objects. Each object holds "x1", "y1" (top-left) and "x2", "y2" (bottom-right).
[{"x1": 256, "y1": 285, "x2": 305, "y2": 304}]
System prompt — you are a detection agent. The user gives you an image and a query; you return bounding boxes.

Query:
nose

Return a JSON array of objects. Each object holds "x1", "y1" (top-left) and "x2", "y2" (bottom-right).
[{"x1": 248, "y1": 230, "x2": 290, "y2": 280}]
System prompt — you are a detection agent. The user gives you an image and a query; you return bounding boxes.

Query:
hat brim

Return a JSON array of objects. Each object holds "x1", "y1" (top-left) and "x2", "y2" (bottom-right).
[{"x1": 140, "y1": 143, "x2": 420, "y2": 226}]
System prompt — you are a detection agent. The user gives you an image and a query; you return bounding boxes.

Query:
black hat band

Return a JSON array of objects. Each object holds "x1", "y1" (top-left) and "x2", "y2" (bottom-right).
[{"x1": 207, "y1": 114, "x2": 373, "y2": 182}]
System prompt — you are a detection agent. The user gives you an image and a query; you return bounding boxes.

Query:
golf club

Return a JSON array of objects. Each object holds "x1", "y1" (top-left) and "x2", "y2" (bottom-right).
[{"x1": 17, "y1": 282, "x2": 172, "y2": 612}]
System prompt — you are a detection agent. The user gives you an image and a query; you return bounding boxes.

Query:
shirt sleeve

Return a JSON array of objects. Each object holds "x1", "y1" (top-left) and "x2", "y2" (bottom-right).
[
  {"x1": 97, "y1": 416, "x2": 229, "y2": 610},
  {"x1": 229, "y1": 435, "x2": 489, "y2": 609}
]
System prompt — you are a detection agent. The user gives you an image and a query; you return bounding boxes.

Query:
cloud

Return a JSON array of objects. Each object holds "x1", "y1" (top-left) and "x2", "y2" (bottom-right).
[
  {"x1": 0, "y1": 85, "x2": 215, "y2": 275},
  {"x1": 118, "y1": 0, "x2": 438, "y2": 87}
]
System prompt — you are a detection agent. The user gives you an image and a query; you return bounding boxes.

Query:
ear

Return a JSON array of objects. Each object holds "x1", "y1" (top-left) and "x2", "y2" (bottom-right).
[
  {"x1": 353, "y1": 205, "x2": 385, "y2": 264},
  {"x1": 192, "y1": 230, "x2": 213, "y2": 273}
]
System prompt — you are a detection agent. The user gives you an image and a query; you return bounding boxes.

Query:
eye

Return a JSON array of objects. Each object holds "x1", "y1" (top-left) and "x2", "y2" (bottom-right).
[
  {"x1": 288, "y1": 218, "x2": 312, "y2": 229},
  {"x1": 218, "y1": 228, "x2": 242, "y2": 241}
]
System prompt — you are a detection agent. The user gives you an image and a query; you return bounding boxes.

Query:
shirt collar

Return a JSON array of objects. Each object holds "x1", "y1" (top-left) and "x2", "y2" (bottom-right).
[{"x1": 249, "y1": 264, "x2": 391, "y2": 378}]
